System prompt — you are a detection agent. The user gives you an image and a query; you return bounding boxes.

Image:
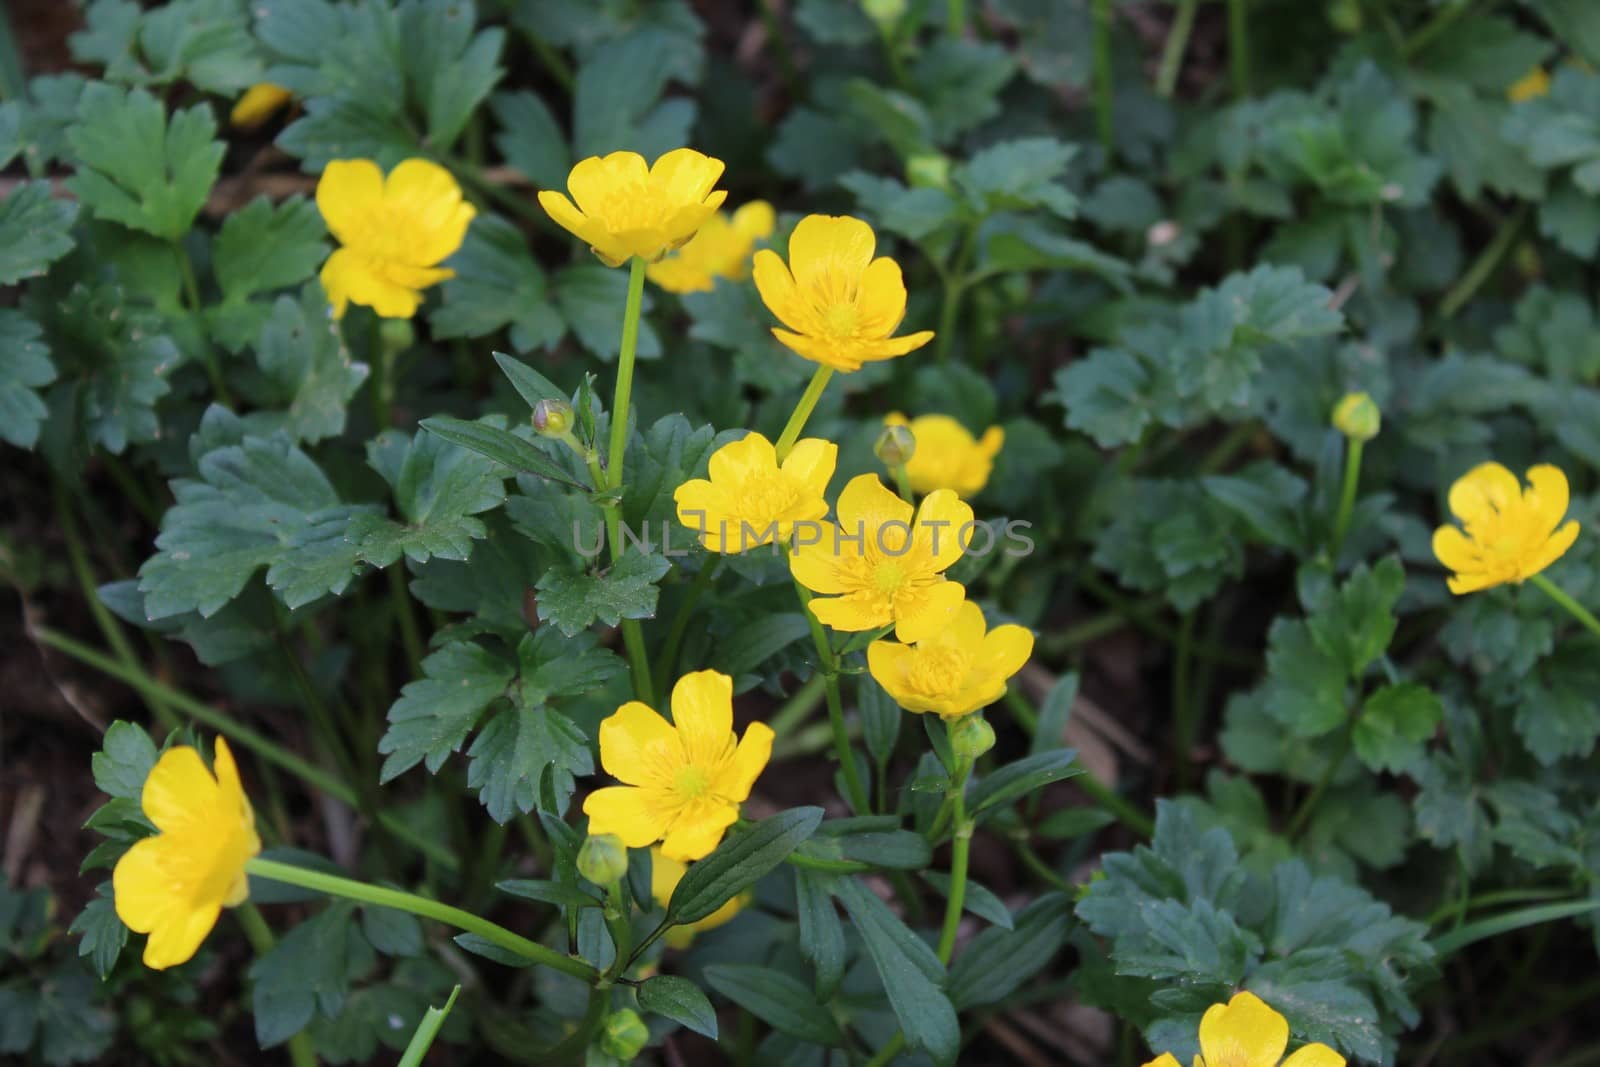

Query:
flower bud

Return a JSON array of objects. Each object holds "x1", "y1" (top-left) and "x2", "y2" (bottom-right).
[
  {"x1": 862, "y1": 0, "x2": 907, "y2": 28},
  {"x1": 532, "y1": 397, "x2": 575, "y2": 437},
  {"x1": 906, "y1": 153, "x2": 951, "y2": 191},
  {"x1": 600, "y1": 1009, "x2": 650, "y2": 1061},
  {"x1": 875, "y1": 423, "x2": 916, "y2": 468},
  {"x1": 950, "y1": 714, "x2": 996, "y2": 760},
  {"x1": 1331, "y1": 392, "x2": 1380, "y2": 442},
  {"x1": 377, "y1": 317, "x2": 415, "y2": 353},
  {"x1": 1325, "y1": 0, "x2": 1362, "y2": 33},
  {"x1": 576, "y1": 833, "x2": 629, "y2": 886}
]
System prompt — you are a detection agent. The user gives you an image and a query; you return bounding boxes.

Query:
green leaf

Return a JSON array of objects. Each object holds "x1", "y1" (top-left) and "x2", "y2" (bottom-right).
[
  {"x1": 137, "y1": 432, "x2": 359, "y2": 618},
  {"x1": 971, "y1": 749, "x2": 1084, "y2": 816},
  {"x1": 348, "y1": 428, "x2": 509, "y2": 568},
  {"x1": 711, "y1": 612, "x2": 812, "y2": 680},
  {"x1": 572, "y1": 27, "x2": 696, "y2": 158},
  {"x1": 1261, "y1": 618, "x2": 1349, "y2": 739},
  {"x1": 360, "y1": 907, "x2": 423, "y2": 958},
  {"x1": 920, "y1": 871, "x2": 1012, "y2": 929},
  {"x1": 0, "y1": 311, "x2": 56, "y2": 449},
  {"x1": 912, "y1": 39, "x2": 1017, "y2": 141},
  {"x1": 955, "y1": 137, "x2": 1078, "y2": 217},
  {"x1": 466, "y1": 703, "x2": 592, "y2": 823},
  {"x1": 378, "y1": 640, "x2": 516, "y2": 782},
  {"x1": 1030, "y1": 672, "x2": 1079, "y2": 755},
  {"x1": 794, "y1": 870, "x2": 846, "y2": 998},
  {"x1": 492, "y1": 351, "x2": 566, "y2": 409},
  {"x1": 213, "y1": 194, "x2": 328, "y2": 303},
  {"x1": 0, "y1": 182, "x2": 77, "y2": 285},
  {"x1": 490, "y1": 90, "x2": 571, "y2": 191},
  {"x1": 947, "y1": 894, "x2": 1072, "y2": 1010},
  {"x1": 703, "y1": 965, "x2": 842, "y2": 1045},
  {"x1": 249, "y1": 903, "x2": 375, "y2": 1048},
  {"x1": 1052, "y1": 347, "x2": 1151, "y2": 448},
  {"x1": 1304, "y1": 557, "x2": 1405, "y2": 680},
  {"x1": 553, "y1": 265, "x2": 662, "y2": 361},
  {"x1": 68, "y1": 888, "x2": 127, "y2": 980},
  {"x1": 1517, "y1": 652, "x2": 1600, "y2": 765},
  {"x1": 1202, "y1": 465, "x2": 1309, "y2": 552},
  {"x1": 396, "y1": 986, "x2": 459, "y2": 1067},
  {"x1": 667, "y1": 807, "x2": 824, "y2": 925},
  {"x1": 535, "y1": 553, "x2": 672, "y2": 637},
  {"x1": 833, "y1": 876, "x2": 959, "y2": 1065},
  {"x1": 637, "y1": 975, "x2": 719, "y2": 1040},
  {"x1": 419, "y1": 415, "x2": 586, "y2": 489},
  {"x1": 978, "y1": 222, "x2": 1131, "y2": 292},
  {"x1": 74, "y1": 0, "x2": 264, "y2": 93},
  {"x1": 65, "y1": 83, "x2": 223, "y2": 240},
  {"x1": 431, "y1": 214, "x2": 562, "y2": 353},
  {"x1": 1353, "y1": 683, "x2": 1442, "y2": 773},
  {"x1": 860, "y1": 673, "x2": 904, "y2": 767},
  {"x1": 495, "y1": 879, "x2": 602, "y2": 910},
  {"x1": 248, "y1": 286, "x2": 369, "y2": 443},
  {"x1": 90, "y1": 721, "x2": 157, "y2": 800}
]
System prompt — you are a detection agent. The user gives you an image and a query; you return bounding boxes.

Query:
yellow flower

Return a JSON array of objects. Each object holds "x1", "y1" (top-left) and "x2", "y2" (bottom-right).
[
  {"x1": 316, "y1": 158, "x2": 475, "y2": 319},
  {"x1": 674, "y1": 433, "x2": 836, "y2": 554},
  {"x1": 112, "y1": 737, "x2": 261, "y2": 970},
  {"x1": 650, "y1": 846, "x2": 747, "y2": 948},
  {"x1": 752, "y1": 214, "x2": 934, "y2": 372},
  {"x1": 1432, "y1": 462, "x2": 1580, "y2": 595},
  {"x1": 230, "y1": 83, "x2": 292, "y2": 129},
  {"x1": 583, "y1": 670, "x2": 774, "y2": 861},
  {"x1": 538, "y1": 149, "x2": 728, "y2": 267},
  {"x1": 646, "y1": 201, "x2": 776, "y2": 293},
  {"x1": 867, "y1": 600, "x2": 1033, "y2": 719},
  {"x1": 790, "y1": 474, "x2": 972, "y2": 642},
  {"x1": 1142, "y1": 991, "x2": 1345, "y2": 1067},
  {"x1": 1508, "y1": 66, "x2": 1551, "y2": 102},
  {"x1": 884, "y1": 413, "x2": 1005, "y2": 497}
]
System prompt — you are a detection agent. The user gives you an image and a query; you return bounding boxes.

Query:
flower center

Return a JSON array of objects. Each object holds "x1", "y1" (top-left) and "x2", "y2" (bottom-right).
[
  {"x1": 674, "y1": 766, "x2": 711, "y2": 800},
  {"x1": 906, "y1": 646, "x2": 973, "y2": 696},
  {"x1": 874, "y1": 560, "x2": 907, "y2": 594},
  {"x1": 738, "y1": 473, "x2": 803, "y2": 526},
  {"x1": 823, "y1": 302, "x2": 860, "y2": 338}
]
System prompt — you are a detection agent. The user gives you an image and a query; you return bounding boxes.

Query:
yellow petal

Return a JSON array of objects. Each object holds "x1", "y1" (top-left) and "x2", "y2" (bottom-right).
[
  {"x1": 714, "y1": 722, "x2": 774, "y2": 802},
  {"x1": 660, "y1": 801, "x2": 739, "y2": 861},
  {"x1": 980, "y1": 624, "x2": 1035, "y2": 680},
  {"x1": 583, "y1": 786, "x2": 674, "y2": 847},
  {"x1": 914, "y1": 489, "x2": 975, "y2": 573},
  {"x1": 649, "y1": 846, "x2": 687, "y2": 907},
  {"x1": 142, "y1": 746, "x2": 221, "y2": 836},
  {"x1": 231, "y1": 83, "x2": 291, "y2": 129},
  {"x1": 646, "y1": 254, "x2": 714, "y2": 294},
  {"x1": 1524, "y1": 519, "x2": 1581, "y2": 578},
  {"x1": 780, "y1": 438, "x2": 838, "y2": 499},
  {"x1": 893, "y1": 580, "x2": 966, "y2": 644},
  {"x1": 674, "y1": 479, "x2": 730, "y2": 550},
  {"x1": 649, "y1": 148, "x2": 726, "y2": 205},
  {"x1": 789, "y1": 523, "x2": 854, "y2": 594},
  {"x1": 1198, "y1": 991, "x2": 1289, "y2": 1067},
  {"x1": 1449, "y1": 462, "x2": 1520, "y2": 524},
  {"x1": 787, "y1": 214, "x2": 876, "y2": 289},
  {"x1": 837, "y1": 473, "x2": 913, "y2": 537},
  {"x1": 944, "y1": 599, "x2": 989, "y2": 646},
  {"x1": 142, "y1": 903, "x2": 222, "y2": 971},
  {"x1": 856, "y1": 256, "x2": 910, "y2": 338},
  {"x1": 539, "y1": 189, "x2": 592, "y2": 241},
  {"x1": 809, "y1": 592, "x2": 891, "y2": 633},
  {"x1": 320, "y1": 248, "x2": 422, "y2": 320},
  {"x1": 753, "y1": 250, "x2": 807, "y2": 332},
  {"x1": 670, "y1": 670, "x2": 734, "y2": 767},
  {"x1": 1524, "y1": 464, "x2": 1572, "y2": 536},
  {"x1": 568, "y1": 152, "x2": 648, "y2": 218},
  {"x1": 770, "y1": 328, "x2": 864, "y2": 372},
  {"x1": 1142, "y1": 1056, "x2": 1184, "y2": 1067},
  {"x1": 977, "y1": 425, "x2": 1005, "y2": 460},
  {"x1": 1281, "y1": 1044, "x2": 1347, "y2": 1067},
  {"x1": 709, "y1": 432, "x2": 778, "y2": 485},
  {"x1": 867, "y1": 639, "x2": 914, "y2": 700},
  {"x1": 316, "y1": 159, "x2": 384, "y2": 245},
  {"x1": 1431, "y1": 524, "x2": 1480, "y2": 576},
  {"x1": 1447, "y1": 569, "x2": 1501, "y2": 595},
  {"x1": 113, "y1": 835, "x2": 183, "y2": 935},
  {"x1": 599, "y1": 701, "x2": 682, "y2": 787},
  {"x1": 732, "y1": 200, "x2": 776, "y2": 240},
  {"x1": 383, "y1": 159, "x2": 474, "y2": 265},
  {"x1": 858, "y1": 330, "x2": 936, "y2": 362}
]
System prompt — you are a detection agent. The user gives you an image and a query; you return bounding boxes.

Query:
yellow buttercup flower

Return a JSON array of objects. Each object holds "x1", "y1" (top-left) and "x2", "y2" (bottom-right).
[
  {"x1": 752, "y1": 214, "x2": 934, "y2": 372},
  {"x1": 1432, "y1": 462, "x2": 1580, "y2": 595},
  {"x1": 789, "y1": 474, "x2": 972, "y2": 642},
  {"x1": 583, "y1": 670, "x2": 774, "y2": 861},
  {"x1": 884, "y1": 413, "x2": 1005, "y2": 498},
  {"x1": 316, "y1": 158, "x2": 475, "y2": 319},
  {"x1": 231, "y1": 83, "x2": 292, "y2": 129},
  {"x1": 538, "y1": 149, "x2": 728, "y2": 267},
  {"x1": 1508, "y1": 66, "x2": 1551, "y2": 102},
  {"x1": 867, "y1": 600, "x2": 1032, "y2": 719},
  {"x1": 646, "y1": 201, "x2": 776, "y2": 294},
  {"x1": 650, "y1": 846, "x2": 747, "y2": 948},
  {"x1": 112, "y1": 737, "x2": 261, "y2": 970},
  {"x1": 674, "y1": 433, "x2": 836, "y2": 553},
  {"x1": 1142, "y1": 991, "x2": 1345, "y2": 1067}
]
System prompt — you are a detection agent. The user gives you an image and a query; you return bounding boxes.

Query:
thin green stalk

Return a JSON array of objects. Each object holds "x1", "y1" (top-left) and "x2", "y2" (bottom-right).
[
  {"x1": 792, "y1": 576, "x2": 870, "y2": 813},
  {"x1": 1402, "y1": 0, "x2": 1476, "y2": 57},
  {"x1": 1198, "y1": 421, "x2": 1257, "y2": 474},
  {"x1": 236, "y1": 905, "x2": 318, "y2": 1067},
  {"x1": 1286, "y1": 722, "x2": 1353, "y2": 839},
  {"x1": 1172, "y1": 610, "x2": 1197, "y2": 789},
  {"x1": 246, "y1": 857, "x2": 598, "y2": 980},
  {"x1": 935, "y1": 751, "x2": 972, "y2": 964},
  {"x1": 1155, "y1": 0, "x2": 1200, "y2": 98},
  {"x1": 605, "y1": 508, "x2": 656, "y2": 707},
  {"x1": 1426, "y1": 886, "x2": 1571, "y2": 929},
  {"x1": 174, "y1": 244, "x2": 234, "y2": 408},
  {"x1": 0, "y1": 1, "x2": 24, "y2": 101},
  {"x1": 767, "y1": 674, "x2": 828, "y2": 739},
  {"x1": 1439, "y1": 203, "x2": 1528, "y2": 321},
  {"x1": 602, "y1": 880, "x2": 633, "y2": 980},
  {"x1": 387, "y1": 564, "x2": 427, "y2": 678},
  {"x1": 1014, "y1": 839, "x2": 1072, "y2": 892},
  {"x1": 99, "y1": 453, "x2": 163, "y2": 527},
  {"x1": 654, "y1": 563, "x2": 715, "y2": 697},
  {"x1": 1004, "y1": 691, "x2": 1154, "y2": 836},
  {"x1": 1091, "y1": 0, "x2": 1114, "y2": 152},
  {"x1": 891, "y1": 464, "x2": 916, "y2": 504},
  {"x1": 1330, "y1": 437, "x2": 1364, "y2": 558},
  {"x1": 605, "y1": 257, "x2": 648, "y2": 492},
  {"x1": 864, "y1": 1033, "x2": 906, "y2": 1067},
  {"x1": 1076, "y1": 571, "x2": 1258, "y2": 669},
  {"x1": 773, "y1": 365, "x2": 835, "y2": 461},
  {"x1": 1035, "y1": 607, "x2": 1147, "y2": 655},
  {"x1": 1227, "y1": 0, "x2": 1250, "y2": 97},
  {"x1": 934, "y1": 223, "x2": 979, "y2": 364},
  {"x1": 946, "y1": 0, "x2": 965, "y2": 38},
  {"x1": 756, "y1": 0, "x2": 799, "y2": 95},
  {"x1": 32, "y1": 628, "x2": 458, "y2": 870},
  {"x1": 1432, "y1": 899, "x2": 1600, "y2": 959},
  {"x1": 1530, "y1": 573, "x2": 1600, "y2": 643},
  {"x1": 521, "y1": 28, "x2": 574, "y2": 91}
]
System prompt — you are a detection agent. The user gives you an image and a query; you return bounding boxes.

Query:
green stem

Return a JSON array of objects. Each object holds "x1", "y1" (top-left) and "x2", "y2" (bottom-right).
[
  {"x1": 792, "y1": 574, "x2": 870, "y2": 813},
  {"x1": 1155, "y1": 0, "x2": 1200, "y2": 97},
  {"x1": 32, "y1": 628, "x2": 457, "y2": 870},
  {"x1": 1330, "y1": 437, "x2": 1364, "y2": 558},
  {"x1": 99, "y1": 453, "x2": 163, "y2": 527},
  {"x1": 605, "y1": 257, "x2": 648, "y2": 493},
  {"x1": 773, "y1": 365, "x2": 835, "y2": 461},
  {"x1": 602, "y1": 880, "x2": 633, "y2": 980},
  {"x1": 521, "y1": 28, "x2": 574, "y2": 91},
  {"x1": 891, "y1": 464, "x2": 916, "y2": 504},
  {"x1": 756, "y1": 0, "x2": 799, "y2": 95},
  {"x1": 1227, "y1": 0, "x2": 1250, "y2": 97},
  {"x1": 174, "y1": 244, "x2": 234, "y2": 408},
  {"x1": 1402, "y1": 0, "x2": 1475, "y2": 57},
  {"x1": 767, "y1": 674, "x2": 828, "y2": 739},
  {"x1": 0, "y1": 0, "x2": 24, "y2": 102},
  {"x1": 1014, "y1": 838, "x2": 1072, "y2": 891},
  {"x1": 1530, "y1": 573, "x2": 1600, "y2": 643},
  {"x1": 246, "y1": 857, "x2": 599, "y2": 980},
  {"x1": 1439, "y1": 204, "x2": 1528, "y2": 321},
  {"x1": 864, "y1": 1033, "x2": 907, "y2": 1067},
  {"x1": 387, "y1": 564, "x2": 427, "y2": 679},
  {"x1": 1091, "y1": 0, "x2": 1114, "y2": 152},
  {"x1": 1172, "y1": 610, "x2": 1197, "y2": 789},
  {"x1": 1003, "y1": 690, "x2": 1153, "y2": 836},
  {"x1": 1286, "y1": 723, "x2": 1353, "y2": 840},
  {"x1": 1426, "y1": 886, "x2": 1572, "y2": 928},
  {"x1": 935, "y1": 751, "x2": 972, "y2": 964},
  {"x1": 654, "y1": 563, "x2": 715, "y2": 697},
  {"x1": 236, "y1": 905, "x2": 319, "y2": 1067},
  {"x1": 946, "y1": 0, "x2": 965, "y2": 37},
  {"x1": 603, "y1": 506, "x2": 656, "y2": 707}
]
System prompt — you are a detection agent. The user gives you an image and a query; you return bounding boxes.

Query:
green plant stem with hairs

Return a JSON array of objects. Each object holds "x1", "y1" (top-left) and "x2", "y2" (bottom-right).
[{"x1": 774, "y1": 365, "x2": 835, "y2": 460}]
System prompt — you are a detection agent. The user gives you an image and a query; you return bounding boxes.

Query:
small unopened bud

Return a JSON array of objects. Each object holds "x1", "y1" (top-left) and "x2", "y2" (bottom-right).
[
  {"x1": 600, "y1": 1009, "x2": 650, "y2": 1061},
  {"x1": 875, "y1": 423, "x2": 916, "y2": 468},
  {"x1": 862, "y1": 0, "x2": 907, "y2": 28},
  {"x1": 377, "y1": 317, "x2": 415, "y2": 353},
  {"x1": 532, "y1": 397, "x2": 575, "y2": 437},
  {"x1": 906, "y1": 153, "x2": 951, "y2": 190},
  {"x1": 1326, "y1": 0, "x2": 1362, "y2": 33},
  {"x1": 950, "y1": 714, "x2": 996, "y2": 760},
  {"x1": 576, "y1": 833, "x2": 629, "y2": 886},
  {"x1": 1331, "y1": 392, "x2": 1380, "y2": 442}
]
